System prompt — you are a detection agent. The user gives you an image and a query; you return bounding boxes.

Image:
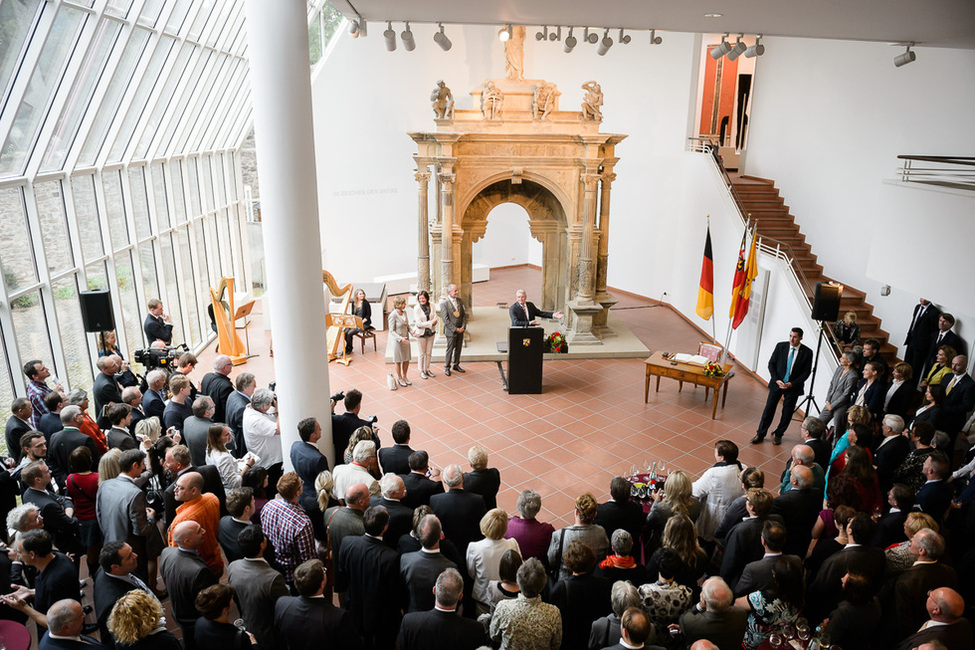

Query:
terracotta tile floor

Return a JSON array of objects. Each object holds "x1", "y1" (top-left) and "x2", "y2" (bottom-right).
[{"x1": 196, "y1": 265, "x2": 797, "y2": 527}]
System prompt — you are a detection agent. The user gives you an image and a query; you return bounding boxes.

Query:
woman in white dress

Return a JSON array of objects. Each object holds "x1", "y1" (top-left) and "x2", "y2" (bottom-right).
[
  {"x1": 388, "y1": 295, "x2": 412, "y2": 387},
  {"x1": 412, "y1": 290, "x2": 438, "y2": 379},
  {"x1": 206, "y1": 423, "x2": 253, "y2": 491},
  {"x1": 691, "y1": 440, "x2": 744, "y2": 541}
]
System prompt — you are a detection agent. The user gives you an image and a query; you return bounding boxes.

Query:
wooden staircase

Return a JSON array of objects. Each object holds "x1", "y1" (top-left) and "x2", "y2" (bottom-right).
[{"x1": 730, "y1": 175, "x2": 899, "y2": 362}]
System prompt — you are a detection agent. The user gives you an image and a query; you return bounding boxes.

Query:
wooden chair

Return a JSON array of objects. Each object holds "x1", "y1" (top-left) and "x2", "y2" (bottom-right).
[
  {"x1": 697, "y1": 341, "x2": 735, "y2": 400},
  {"x1": 352, "y1": 328, "x2": 377, "y2": 353}
]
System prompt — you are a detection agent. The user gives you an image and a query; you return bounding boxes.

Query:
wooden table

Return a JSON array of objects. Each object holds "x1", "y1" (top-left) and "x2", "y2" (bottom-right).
[{"x1": 644, "y1": 351, "x2": 733, "y2": 419}]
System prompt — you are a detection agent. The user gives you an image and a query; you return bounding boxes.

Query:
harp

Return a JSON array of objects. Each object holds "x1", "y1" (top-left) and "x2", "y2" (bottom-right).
[
  {"x1": 323, "y1": 271, "x2": 362, "y2": 365},
  {"x1": 209, "y1": 277, "x2": 250, "y2": 365}
]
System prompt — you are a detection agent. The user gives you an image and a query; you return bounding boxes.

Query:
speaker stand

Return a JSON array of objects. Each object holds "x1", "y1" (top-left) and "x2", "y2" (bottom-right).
[{"x1": 794, "y1": 322, "x2": 826, "y2": 419}]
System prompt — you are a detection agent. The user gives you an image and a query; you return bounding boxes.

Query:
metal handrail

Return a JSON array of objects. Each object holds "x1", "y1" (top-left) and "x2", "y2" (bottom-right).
[
  {"x1": 896, "y1": 155, "x2": 975, "y2": 190},
  {"x1": 687, "y1": 137, "x2": 844, "y2": 360}
]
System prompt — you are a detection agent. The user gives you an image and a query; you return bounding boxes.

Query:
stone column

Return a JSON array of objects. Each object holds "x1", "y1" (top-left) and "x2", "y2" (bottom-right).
[
  {"x1": 415, "y1": 170, "x2": 431, "y2": 293},
  {"x1": 593, "y1": 171, "x2": 618, "y2": 334},
  {"x1": 243, "y1": 0, "x2": 333, "y2": 466},
  {"x1": 439, "y1": 172, "x2": 456, "y2": 293},
  {"x1": 566, "y1": 172, "x2": 603, "y2": 345}
]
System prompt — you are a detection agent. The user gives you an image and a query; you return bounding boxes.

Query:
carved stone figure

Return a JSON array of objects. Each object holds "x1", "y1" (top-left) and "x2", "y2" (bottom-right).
[
  {"x1": 431, "y1": 80, "x2": 454, "y2": 119},
  {"x1": 481, "y1": 81, "x2": 503, "y2": 120},
  {"x1": 503, "y1": 26, "x2": 526, "y2": 81},
  {"x1": 532, "y1": 82, "x2": 558, "y2": 120},
  {"x1": 581, "y1": 81, "x2": 603, "y2": 121}
]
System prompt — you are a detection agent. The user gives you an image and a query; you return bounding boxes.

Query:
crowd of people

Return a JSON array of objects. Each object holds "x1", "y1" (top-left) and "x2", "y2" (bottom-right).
[{"x1": 1, "y1": 296, "x2": 974, "y2": 650}]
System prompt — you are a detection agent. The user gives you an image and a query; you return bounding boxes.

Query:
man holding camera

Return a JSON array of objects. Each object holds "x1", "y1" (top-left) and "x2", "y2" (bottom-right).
[
  {"x1": 330, "y1": 389, "x2": 379, "y2": 463},
  {"x1": 244, "y1": 389, "x2": 283, "y2": 496}
]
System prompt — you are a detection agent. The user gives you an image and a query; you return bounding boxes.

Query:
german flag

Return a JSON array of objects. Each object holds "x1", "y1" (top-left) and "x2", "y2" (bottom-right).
[{"x1": 696, "y1": 224, "x2": 714, "y2": 320}]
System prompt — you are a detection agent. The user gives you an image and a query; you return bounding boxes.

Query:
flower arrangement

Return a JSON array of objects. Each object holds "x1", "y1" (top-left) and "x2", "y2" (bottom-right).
[
  {"x1": 544, "y1": 331, "x2": 568, "y2": 353},
  {"x1": 703, "y1": 360, "x2": 726, "y2": 377}
]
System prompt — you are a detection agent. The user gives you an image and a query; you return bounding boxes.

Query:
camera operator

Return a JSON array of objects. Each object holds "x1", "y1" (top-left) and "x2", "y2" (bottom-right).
[
  {"x1": 243, "y1": 389, "x2": 283, "y2": 497},
  {"x1": 329, "y1": 389, "x2": 379, "y2": 464}
]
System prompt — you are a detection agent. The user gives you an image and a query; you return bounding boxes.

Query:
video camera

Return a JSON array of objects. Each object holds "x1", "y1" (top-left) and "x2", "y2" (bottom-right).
[{"x1": 133, "y1": 343, "x2": 188, "y2": 371}]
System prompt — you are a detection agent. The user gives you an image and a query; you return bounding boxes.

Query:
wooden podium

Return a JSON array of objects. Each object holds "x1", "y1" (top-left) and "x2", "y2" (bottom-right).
[{"x1": 508, "y1": 327, "x2": 544, "y2": 394}]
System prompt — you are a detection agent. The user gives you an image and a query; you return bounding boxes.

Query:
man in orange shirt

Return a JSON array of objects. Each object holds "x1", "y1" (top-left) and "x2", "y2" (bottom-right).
[{"x1": 167, "y1": 471, "x2": 222, "y2": 576}]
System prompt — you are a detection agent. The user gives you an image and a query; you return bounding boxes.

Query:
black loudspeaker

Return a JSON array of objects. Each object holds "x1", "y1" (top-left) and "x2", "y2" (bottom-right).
[
  {"x1": 79, "y1": 290, "x2": 115, "y2": 332},
  {"x1": 811, "y1": 282, "x2": 842, "y2": 322}
]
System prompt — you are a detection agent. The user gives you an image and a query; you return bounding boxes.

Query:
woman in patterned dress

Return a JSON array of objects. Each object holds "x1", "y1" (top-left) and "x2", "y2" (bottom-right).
[{"x1": 735, "y1": 555, "x2": 803, "y2": 650}]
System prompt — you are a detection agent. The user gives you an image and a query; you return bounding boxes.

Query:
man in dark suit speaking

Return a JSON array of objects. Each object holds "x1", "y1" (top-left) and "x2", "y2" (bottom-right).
[
  {"x1": 753, "y1": 327, "x2": 813, "y2": 446},
  {"x1": 509, "y1": 289, "x2": 563, "y2": 327}
]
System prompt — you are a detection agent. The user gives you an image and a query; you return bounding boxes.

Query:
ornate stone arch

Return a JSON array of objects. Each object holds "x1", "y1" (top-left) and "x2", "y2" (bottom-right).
[{"x1": 460, "y1": 177, "x2": 568, "y2": 312}]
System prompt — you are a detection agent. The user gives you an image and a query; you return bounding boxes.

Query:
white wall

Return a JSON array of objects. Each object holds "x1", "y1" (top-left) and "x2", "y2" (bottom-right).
[
  {"x1": 311, "y1": 27, "x2": 975, "y2": 373},
  {"x1": 744, "y1": 38, "x2": 975, "y2": 363}
]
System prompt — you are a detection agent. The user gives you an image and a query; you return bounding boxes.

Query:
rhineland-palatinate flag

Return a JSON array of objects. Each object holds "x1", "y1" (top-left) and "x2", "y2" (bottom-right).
[
  {"x1": 730, "y1": 226, "x2": 759, "y2": 329},
  {"x1": 695, "y1": 224, "x2": 714, "y2": 320},
  {"x1": 729, "y1": 228, "x2": 747, "y2": 324}
]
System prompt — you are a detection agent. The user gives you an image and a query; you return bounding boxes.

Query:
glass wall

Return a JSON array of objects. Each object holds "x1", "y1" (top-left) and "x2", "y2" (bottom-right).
[
  {"x1": 0, "y1": 0, "x2": 344, "y2": 411},
  {"x1": 0, "y1": 0, "x2": 257, "y2": 411}
]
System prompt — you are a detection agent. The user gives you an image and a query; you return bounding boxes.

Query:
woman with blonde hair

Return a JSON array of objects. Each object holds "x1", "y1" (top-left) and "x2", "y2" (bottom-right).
[
  {"x1": 547, "y1": 492, "x2": 609, "y2": 580},
  {"x1": 885, "y1": 512, "x2": 939, "y2": 575},
  {"x1": 97, "y1": 448, "x2": 123, "y2": 485},
  {"x1": 467, "y1": 508, "x2": 521, "y2": 614},
  {"x1": 388, "y1": 295, "x2": 412, "y2": 386},
  {"x1": 920, "y1": 344, "x2": 956, "y2": 390},
  {"x1": 833, "y1": 311, "x2": 860, "y2": 350},
  {"x1": 646, "y1": 470, "x2": 701, "y2": 554},
  {"x1": 108, "y1": 589, "x2": 181, "y2": 650},
  {"x1": 315, "y1": 470, "x2": 339, "y2": 512},
  {"x1": 135, "y1": 416, "x2": 162, "y2": 448}
]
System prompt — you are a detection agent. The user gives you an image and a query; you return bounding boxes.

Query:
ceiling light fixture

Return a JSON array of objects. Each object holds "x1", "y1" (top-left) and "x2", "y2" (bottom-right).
[
  {"x1": 434, "y1": 22, "x2": 452, "y2": 51},
  {"x1": 550, "y1": 26, "x2": 561, "y2": 42},
  {"x1": 704, "y1": 13, "x2": 722, "y2": 18},
  {"x1": 563, "y1": 27, "x2": 577, "y2": 53},
  {"x1": 349, "y1": 16, "x2": 366, "y2": 37},
  {"x1": 401, "y1": 22, "x2": 415, "y2": 51},
  {"x1": 584, "y1": 27, "x2": 598, "y2": 44},
  {"x1": 744, "y1": 34, "x2": 764, "y2": 58},
  {"x1": 618, "y1": 28, "x2": 631, "y2": 45},
  {"x1": 649, "y1": 29, "x2": 662, "y2": 45},
  {"x1": 536, "y1": 26, "x2": 548, "y2": 41},
  {"x1": 894, "y1": 42, "x2": 916, "y2": 67},
  {"x1": 597, "y1": 28, "x2": 613, "y2": 55},
  {"x1": 726, "y1": 33, "x2": 747, "y2": 61},
  {"x1": 710, "y1": 33, "x2": 732, "y2": 60},
  {"x1": 383, "y1": 21, "x2": 396, "y2": 51},
  {"x1": 499, "y1": 24, "x2": 512, "y2": 42}
]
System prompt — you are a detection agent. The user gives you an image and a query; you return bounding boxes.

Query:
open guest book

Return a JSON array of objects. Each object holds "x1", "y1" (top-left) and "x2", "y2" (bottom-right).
[{"x1": 672, "y1": 353, "x2": 710, "y2": 366}]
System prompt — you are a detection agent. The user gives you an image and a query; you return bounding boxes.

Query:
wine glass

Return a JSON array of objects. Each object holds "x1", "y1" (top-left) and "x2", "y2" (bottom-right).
[
  {"x1": 797, "y1": 623, "x2": 810, "y2": 642},
  {"x1": 768, "y1": 632, "x2": 783, "y2": 649},
  {"x1": 781, "y1": 623, "x2": 796, "y2": 641}
]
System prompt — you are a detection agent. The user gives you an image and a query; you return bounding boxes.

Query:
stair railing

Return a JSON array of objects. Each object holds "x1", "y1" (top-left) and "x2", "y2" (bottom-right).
[
  {"x1": 688, "y1": 137, "x2": 845, "y2": 360},
  {"x1": 897, "y1": 155, "x2": 975, "y2": 190}
]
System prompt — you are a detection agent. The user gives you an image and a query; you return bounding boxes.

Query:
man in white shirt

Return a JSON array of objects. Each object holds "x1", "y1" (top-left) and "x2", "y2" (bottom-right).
[
  {"x1": 243, "y1": 388, "x2": 283, "y2": 495},
  {"x1": 332, "y1": 440, "x2": 380, "y2": 500}
]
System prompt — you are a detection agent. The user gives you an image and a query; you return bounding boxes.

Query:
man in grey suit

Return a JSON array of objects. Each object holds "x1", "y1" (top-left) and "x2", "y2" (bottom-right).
[
  {"x1": 182, "y1": 396, "x2": 214, "y2": 466},
  {"x1": 679, "y1": 577, "x2": 749, "y2": 650},
  {"x1": 227, "y1": 524, "x2": 288, "y2": 650},
  {"x1": 735, "y1": 521, "x2": 799, "y2": 596},
  {"x1": 159, "y1": 521, "x2": 218, "y2": 650},
  {"x1": 95, "y1": 449, "x2": 156, "y2": 582},
  {"x1": 400, "y1": 515, "x2": 457, "y2": 612},
  {"x1": 440, "y1": 284, "x2": 467, "y2": 376},
  {"x1": 324, "y1": 483, "x2": 368, "y2": 563}
]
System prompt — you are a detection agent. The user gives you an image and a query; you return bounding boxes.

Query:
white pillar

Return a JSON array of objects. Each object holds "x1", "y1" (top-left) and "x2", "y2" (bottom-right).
[{"x1": 245, "y1": 0, "x2": 333, "y2": 467}]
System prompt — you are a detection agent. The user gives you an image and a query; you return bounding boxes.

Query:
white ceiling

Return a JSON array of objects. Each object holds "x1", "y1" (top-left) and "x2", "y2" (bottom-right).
[{"x1": 331, "y1": 0, "x2": 975, "y2": 50}]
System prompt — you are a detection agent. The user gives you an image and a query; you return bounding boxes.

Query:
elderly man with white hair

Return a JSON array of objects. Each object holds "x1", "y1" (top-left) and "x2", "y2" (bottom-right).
[
  {"x1": 332, "y1": 440, "x2": 380, "y2": 500},
  {"x1": 141, "y1": 369, "x2": 169, "y2": 422},
  {"x1": 243, "y1": 388, "x2": 283, "y2": 494},
  {"x1": 200, "y1": 354, "x2": 234, "y2": 423}
]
